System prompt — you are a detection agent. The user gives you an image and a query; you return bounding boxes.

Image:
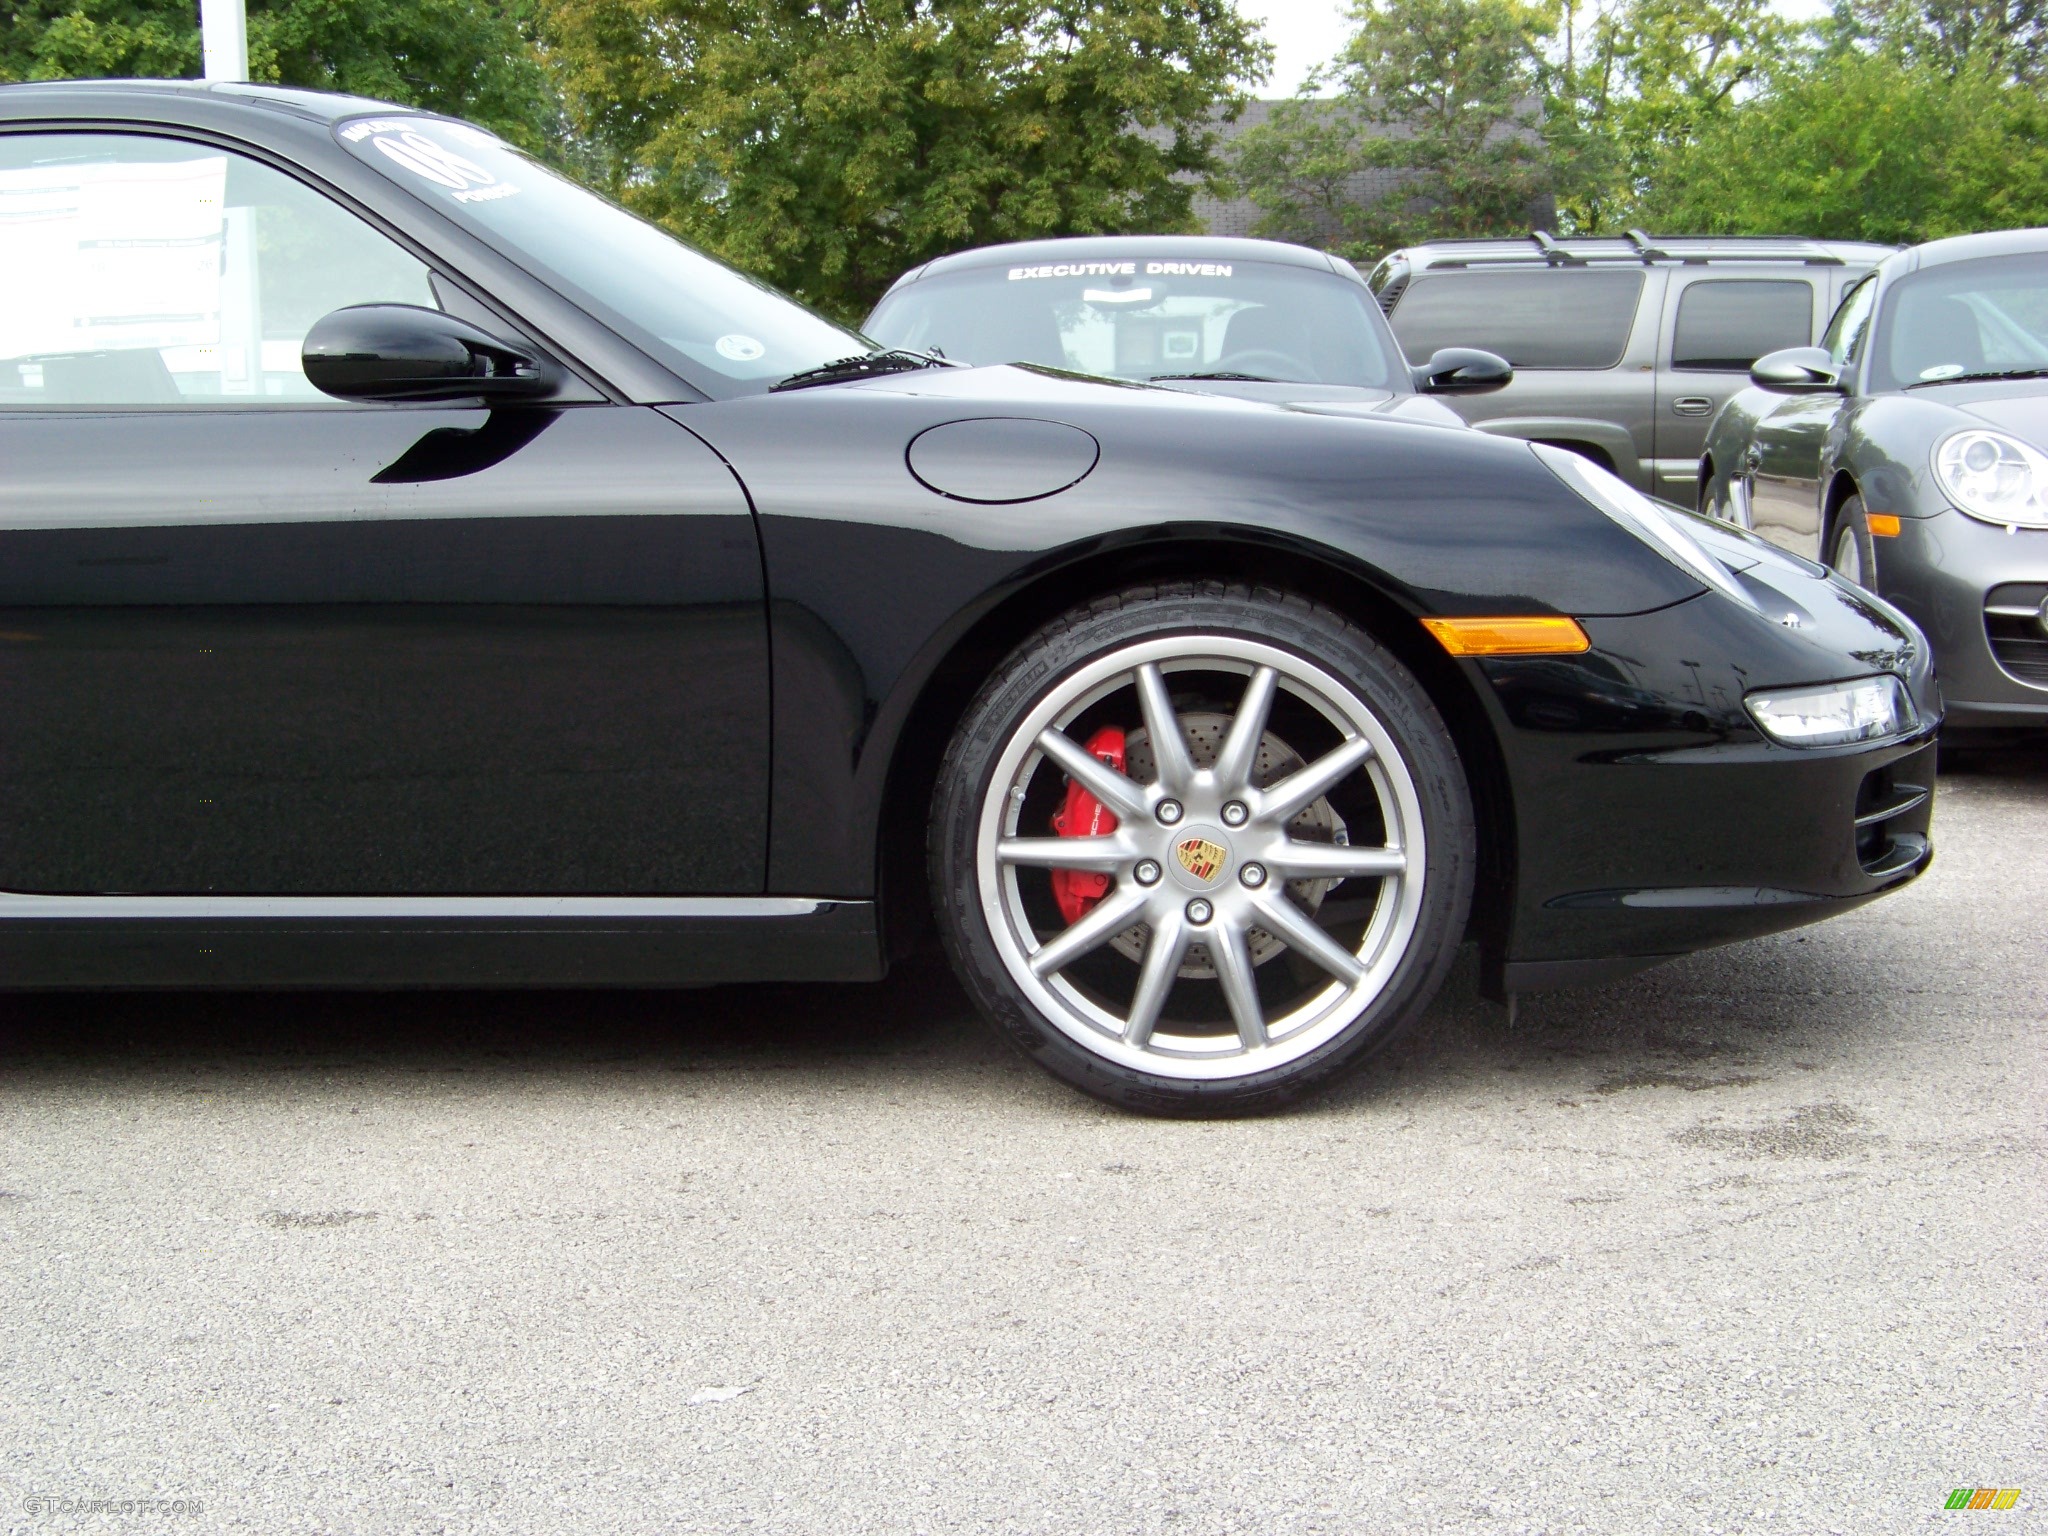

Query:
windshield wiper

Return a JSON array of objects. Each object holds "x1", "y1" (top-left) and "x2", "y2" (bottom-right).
[
  {"x1": 1906, "y1": 367, "x2": 2048, "y2": 389},
  {"x1": 771, "y1": 347, "x2": 959, "y2": 392},
  {"x1": 1149, "y1": 370, "x2": 1279, "y2": 383}
]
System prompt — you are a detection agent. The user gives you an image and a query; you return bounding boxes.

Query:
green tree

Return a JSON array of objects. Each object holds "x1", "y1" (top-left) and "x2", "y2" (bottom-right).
[
  {"x1": 1846, "y1": 0, "x2": 2045, "y2": 82},
  {"x1": 1548, "y1": 0, "x2": 1790, "y2": 229},
  {"x1": 541, "y1": 0, "x2": 1268, "y2": 321},
  {"x1": 1230, "y1": 0, "x2": 1566, "y2": 258},
  {"x1": 1637, "y1": 43, "x2": 2048, "y2": 239},
  {"x1": 0, "y1": 0, "x2": 562, "y2": 151}
]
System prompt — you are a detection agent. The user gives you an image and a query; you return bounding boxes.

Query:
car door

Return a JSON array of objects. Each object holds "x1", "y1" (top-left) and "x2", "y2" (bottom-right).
[
  {"x1": 1656, "y1": 273, "x2": 1818, "y2": 501},
  {"x1": 1744, "y1": 275, "x2": 1877, "y2": 558},
  {"x1": 0, "y1": 128, "x2": 768, "y2": 895}
]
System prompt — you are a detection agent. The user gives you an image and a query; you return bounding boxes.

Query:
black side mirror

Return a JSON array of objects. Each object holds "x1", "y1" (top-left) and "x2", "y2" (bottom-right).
[
  {"x1": 1750, "y1": 346, "x2": 1844, "y2": 395},
  {"x1": 303, "y1": 304, "x2": 551, "y2": 403},
  {"x1": 1413, "y1": 346, "x2": 1513, "y2": 395}
]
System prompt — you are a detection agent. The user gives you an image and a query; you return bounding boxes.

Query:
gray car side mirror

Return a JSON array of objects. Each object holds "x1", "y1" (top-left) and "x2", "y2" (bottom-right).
[
  {"x1": 1750, "y1": 346, "x2": 1845, "y2": 395},
  {"x1": 1412, "y1": 347, "x2": 1514, "y2": 395},
  {"x1": 303, "y1": 304, "x2": 552, "y2": 403}
]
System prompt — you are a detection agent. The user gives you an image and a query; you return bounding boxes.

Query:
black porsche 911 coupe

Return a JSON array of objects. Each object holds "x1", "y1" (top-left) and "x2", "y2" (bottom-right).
[
  {"x1": 0, "y1": 82, "x2": 1939, "y2": 1113},
  {"x1": 861, "y1": 233, "x2": 1511, "y2": 418}
]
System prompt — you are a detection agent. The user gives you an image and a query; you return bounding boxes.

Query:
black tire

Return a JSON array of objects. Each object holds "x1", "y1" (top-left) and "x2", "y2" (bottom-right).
[
  {"x1": 929, "y1": 582, "x2": 1476, "y2": 1116},
  {"x1": 1829, "y1": 494, "x2": 1876, "y2": 589}
]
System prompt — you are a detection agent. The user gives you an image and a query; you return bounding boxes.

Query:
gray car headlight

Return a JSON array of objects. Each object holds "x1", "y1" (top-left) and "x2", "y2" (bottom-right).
[
  {"x1": 1933, "y1": 429, "x2": 2048, "y2": 528},
  {"x1": 1745, "y1": 675, "x2": 1917, "y2": 747},
  {"x1": 1531, "y1": 443, "x2": 1756, "y2": 607}
]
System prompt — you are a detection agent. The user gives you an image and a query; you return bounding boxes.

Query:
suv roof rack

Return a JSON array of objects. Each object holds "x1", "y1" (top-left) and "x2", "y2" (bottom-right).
[
  {"x1": 1411, "y1": 230, "x2": 1855, "y2": 271},
  {"x1": 1624, "y1": 228, "x2": 1670, "y2": 262}
]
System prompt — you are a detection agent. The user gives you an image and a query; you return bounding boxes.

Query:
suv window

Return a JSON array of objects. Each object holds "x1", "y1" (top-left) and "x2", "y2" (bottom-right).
[
  {"x1": 1389, "y1": 271, "x2": 1645, "y2": 369},
  {"x1": 1672, "y1": 279, "x2": 1812, "y2": 370},
  {"x1": 1822, "y1": 276, "x2": 1877, "y2": 368},
  {"x1": 0, "y1": 131, "x2": 436, "y2": 406}
]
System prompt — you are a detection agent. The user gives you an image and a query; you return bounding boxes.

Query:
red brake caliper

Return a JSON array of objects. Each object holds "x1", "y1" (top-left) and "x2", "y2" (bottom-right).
[{"x1": 1049, "y1": 726, "x2": 1127, "y2": 925}]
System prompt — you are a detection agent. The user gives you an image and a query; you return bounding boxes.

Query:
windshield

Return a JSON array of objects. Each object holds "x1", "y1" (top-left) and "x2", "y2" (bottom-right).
[
  {"x1": 336, "y1": 115, "x2": 865, "y2": 395},
  {"x1": 865, "y1": 256, "x2": 1406, "y2": 389},
  {"x1": 1873, "y1": 253, "x2": 2048, "y2": 391}
]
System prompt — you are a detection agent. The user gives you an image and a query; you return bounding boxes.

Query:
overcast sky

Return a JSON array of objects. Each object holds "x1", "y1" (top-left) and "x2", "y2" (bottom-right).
[
  {"x1": 1235, "y1": 0, "x2": 1351, "y2": 95},
  {"x1": 1236, "y1": 0, "x2": 1835, "y2": 97}
]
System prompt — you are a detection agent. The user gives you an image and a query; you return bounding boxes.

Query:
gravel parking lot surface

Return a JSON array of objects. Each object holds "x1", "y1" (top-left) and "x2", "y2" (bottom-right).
[{"x1": 3, "y1": 748, "x2": 2043, "y2": 1536}]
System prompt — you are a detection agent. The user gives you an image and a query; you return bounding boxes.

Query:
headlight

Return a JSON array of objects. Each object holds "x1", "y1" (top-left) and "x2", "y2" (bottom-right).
[
  {"x1": 1745, "y1": 675, "x2": 1917, "y2": 748},
  {"x1": 1933, "y1": 429, "x2": 2048, "y2": 528},
  {"x1": 1531, "y1": 443, "x2": 1755, "y2": 607}
]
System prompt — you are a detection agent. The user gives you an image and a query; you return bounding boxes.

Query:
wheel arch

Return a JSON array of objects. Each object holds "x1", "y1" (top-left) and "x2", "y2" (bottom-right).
[
  {"x1": 873, "y1": 533, "x2": 1519, "y2": 982},
  {"x1": 1822, "y1": 469, "x2": 1862, "y2": 551}
]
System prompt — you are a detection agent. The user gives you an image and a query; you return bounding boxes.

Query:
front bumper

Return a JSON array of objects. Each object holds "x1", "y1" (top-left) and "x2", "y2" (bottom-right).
[
  {"x1": 1470, "y1": 566, "x2": 1940, "y2": 993},
  {"x1": 1877, "y1": 508, "x2": 2048, "y2": 728}
]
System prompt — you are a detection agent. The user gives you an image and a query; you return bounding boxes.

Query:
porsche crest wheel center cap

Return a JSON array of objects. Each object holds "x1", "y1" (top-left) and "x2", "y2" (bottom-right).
[{"x1": 1168, "y1": 826, "x2": 1231, "y2": 890}]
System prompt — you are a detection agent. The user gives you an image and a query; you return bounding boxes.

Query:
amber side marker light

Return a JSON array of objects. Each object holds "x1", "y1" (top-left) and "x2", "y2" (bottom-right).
[
  {"x1": 1421, "y1": 615, "x2": 1592, "y2": 656},
  {"x1": 1868, "y1": 512, "x2": 1903, "y2": 537}
]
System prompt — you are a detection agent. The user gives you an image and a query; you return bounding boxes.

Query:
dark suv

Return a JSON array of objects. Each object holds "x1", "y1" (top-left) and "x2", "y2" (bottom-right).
[{"x1": 1368, "y1": 232, "x2": 1894, "y2": 498}]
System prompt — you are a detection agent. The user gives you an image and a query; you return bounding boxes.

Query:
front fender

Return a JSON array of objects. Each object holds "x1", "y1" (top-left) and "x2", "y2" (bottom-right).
[
  {"x1": 1837, "y1": 395, "x2": 1971, "y2": 519},
  {"x1": 663, "y1": 367, "x2": 1703, "y2": 895}
]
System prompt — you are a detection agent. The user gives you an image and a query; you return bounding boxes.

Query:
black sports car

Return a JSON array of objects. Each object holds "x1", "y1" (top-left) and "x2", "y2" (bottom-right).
[
  {"x1": 862, "y1": 233, "x2": 1511, "y2": 418},
  {"x1": 1701, "y1": 228, "x2": 2048, "y2": 731},
  {"x1": 0, "y1": 83, "x2": 1940, "y2": 1114}
]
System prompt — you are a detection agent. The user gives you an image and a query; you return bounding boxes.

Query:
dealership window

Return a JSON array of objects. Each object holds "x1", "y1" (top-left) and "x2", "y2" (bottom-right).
[
  {"x1": 1388, "y1": 270, "x2": 1646, "y2": 369},
  {"x1": 0, "y1": 132, "x2": 435, "y2": 406},
  {"x1": 1672, "y1": 280, "x2": 1813, "y2": 370}
]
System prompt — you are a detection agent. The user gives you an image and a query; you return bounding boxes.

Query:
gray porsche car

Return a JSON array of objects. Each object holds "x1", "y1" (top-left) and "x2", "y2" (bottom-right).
[{"x1": 1700, "y1": 228, "x2": 2048, "y2": 731}]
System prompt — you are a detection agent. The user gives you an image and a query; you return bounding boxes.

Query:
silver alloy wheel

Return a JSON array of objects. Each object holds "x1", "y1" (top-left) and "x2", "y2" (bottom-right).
[{"x1": 974, "y1": 635, "x2": 1429, "y2": 1081}]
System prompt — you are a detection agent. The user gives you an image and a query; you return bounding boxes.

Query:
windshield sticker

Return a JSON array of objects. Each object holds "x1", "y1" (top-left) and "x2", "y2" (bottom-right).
[
  {"x1": 1008, "y1": 260, "x2": 1235, "y2": 281},
  {"x1": 339, "y1": 117, "x2": 498, "y2": 149},
  {"x1": 344, "y1": 122, "x2": 520, "y2": 204},
  {"x1": 716, "y1": 334, "x2": 766, "y2": 362},
  {"x1": 1919, "y1": 363, "x2": 1966, "y2": 380},
  {"x1": 1010, "y1": 262, "x2": 1136, "y2": 280},
  {"x1": 1082, "y1": 287, "x2": 1154, "y2": 304}
]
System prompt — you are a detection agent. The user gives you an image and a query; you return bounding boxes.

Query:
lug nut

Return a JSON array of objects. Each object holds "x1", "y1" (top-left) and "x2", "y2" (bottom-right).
[
  {"x1": 1156, "y1": 799, "x2": 1184, "y2": 825},
  {"x1": 1240, "y1": 863, "x2": 1267, "y2": 888},
  {"x1": 1134, "y1": 859, "x2": 1162, "y2": 886},
  {"x1": 1186, "y1": 899, "x2": 1213, "y2": 925},
  {"x1": 1221, "y1": 800, "x2": 1249, "y2": 827}
]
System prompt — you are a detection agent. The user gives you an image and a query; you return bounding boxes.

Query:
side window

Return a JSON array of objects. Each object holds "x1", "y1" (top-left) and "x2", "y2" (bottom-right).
[
  {"x1": 1822, "y1": 277, "x2": 1877, "y2": 368},
  {"x1": 1671, "y1": 279, "x2": 1813, "y2": 370},
  {"x1": 0, "y1": 131, "x2": 436, "y2": 406},
  {"x1": 1388, "y1": 271, "x2": 1646, "y2": 369}
]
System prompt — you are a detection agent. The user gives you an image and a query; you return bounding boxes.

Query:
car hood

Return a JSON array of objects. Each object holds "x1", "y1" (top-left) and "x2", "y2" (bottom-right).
[{"x1": 1911, "y1": 380, "x2": 2048, "y2": 445}]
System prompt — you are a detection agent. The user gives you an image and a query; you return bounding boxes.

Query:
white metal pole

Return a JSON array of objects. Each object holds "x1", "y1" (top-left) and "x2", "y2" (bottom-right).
[{"x1": 200, "y1": 0, "x2": 249, "y2": 82}]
